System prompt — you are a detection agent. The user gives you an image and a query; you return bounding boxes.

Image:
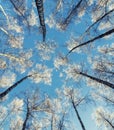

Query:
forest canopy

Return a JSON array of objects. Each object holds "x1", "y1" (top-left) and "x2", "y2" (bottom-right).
[{"x1": 0, "y1": 0, "x2": 114, "y2": 130}]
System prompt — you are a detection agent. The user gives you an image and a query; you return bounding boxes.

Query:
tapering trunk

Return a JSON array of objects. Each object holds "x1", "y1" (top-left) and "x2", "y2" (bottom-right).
[
  {"x1": 59, "y1": 114, "x2": 65, "y2": 130},
  {"x1": 69, "y1": 28, "x2": 114, "y2": 53},
  {"x1": 79, "y1": 72, "x2": 114, "y2": 89},
  {"x1": 51, "y1": 115, "x2": 54, "y2": 130},
  {"x1": 72, "y1": 101, "x2": 86, "y2": 130},
  {"x1": 35, "y1": 0, "x2": 46, "y2": 41},
  {"x1": 22, "y1": 100, "x2": 30, "y2": 130},
  {"x1": 61, "y1": 0, "x2": 83, "y2": 29},
  {"x1": 84, "y1": 8, "x2": 114, "y2": 34},
  {"x1": 0, "y1": 75, "x2": 31, "y2": 99}
]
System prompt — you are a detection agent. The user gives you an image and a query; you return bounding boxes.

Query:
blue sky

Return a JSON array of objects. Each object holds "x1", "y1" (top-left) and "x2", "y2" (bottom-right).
[{"x1": 0, "y1": 0, "x2": 114, "y2": 130}]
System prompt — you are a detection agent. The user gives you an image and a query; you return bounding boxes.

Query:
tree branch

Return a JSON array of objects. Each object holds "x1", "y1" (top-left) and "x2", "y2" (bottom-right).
[{"x1": 100, "y1": 113, "x2": 114, "y2": 129}]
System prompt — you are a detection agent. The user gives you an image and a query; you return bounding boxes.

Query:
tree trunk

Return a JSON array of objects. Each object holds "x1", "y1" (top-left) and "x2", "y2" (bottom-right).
[
  {"x1": 35, "y1": 0, "x2": 46, "y2": 41},
  {"x1": 72, "y1": 101, "x2": 86, "y2": 130},
  {"x1": 79, "y1": 72, "x2": 114, "y2": 89},
  {"x1": 84, "y1": 8, "x2": 114, "y2": 34},
  {"x1": 61, "y1": 0, "x2": 83, "y2": 29},
  {"x1": 22, "y1": 99, "x2": 30, "y2": 130},
  {"x1": 69, "y1": 28, "x2": 114, "y2": 53},
  {"x1": 51, "y1": 115, "x2": 54, "y2": 130},
  {"x1": 0, "y1": 75, "x2": 31, "y2": 99}
]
